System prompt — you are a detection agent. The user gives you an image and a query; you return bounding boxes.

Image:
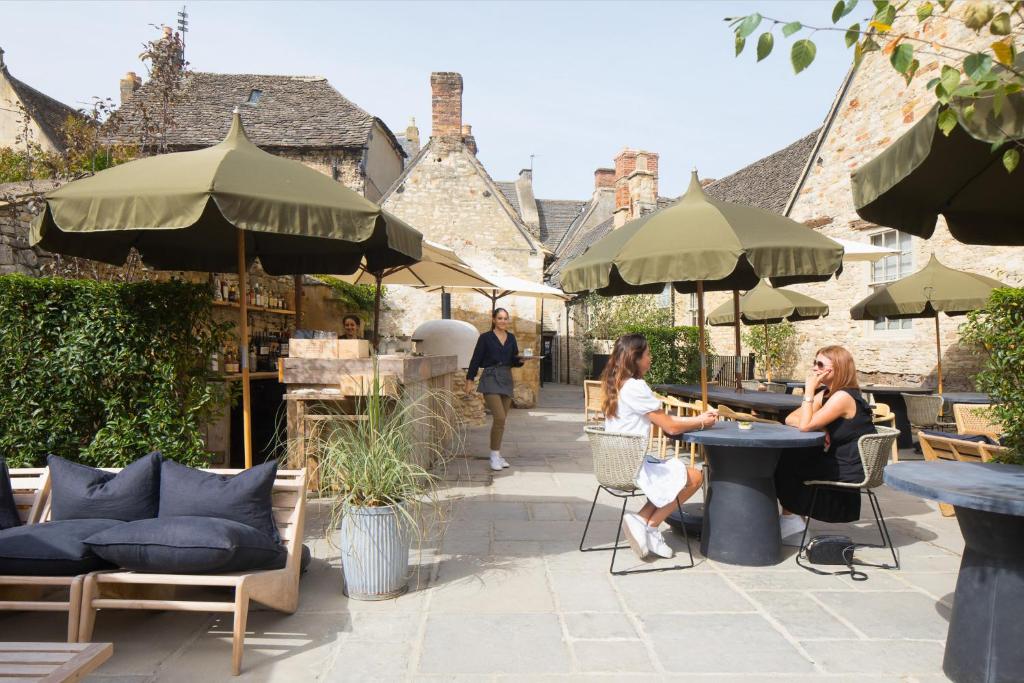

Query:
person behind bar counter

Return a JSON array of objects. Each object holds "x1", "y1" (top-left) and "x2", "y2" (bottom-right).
[
  {"x1": 341, "y1": 315, "x2": 363, "y2": 340},
  {"x1": 466, "y1": 308, "x2": 524, "y2": 472}
]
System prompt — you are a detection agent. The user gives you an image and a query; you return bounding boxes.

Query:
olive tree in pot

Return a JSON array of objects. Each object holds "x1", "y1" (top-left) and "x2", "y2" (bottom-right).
[{"x1": 313, "y1": 374, "x2": 460, "y2": 600}]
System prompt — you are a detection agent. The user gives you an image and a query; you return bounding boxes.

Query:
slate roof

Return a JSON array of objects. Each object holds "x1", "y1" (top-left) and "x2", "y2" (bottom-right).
[
  {"x1": 702, "y1": 130, "x2": 820, "y2": 214},
  {"x1": 536, "y1": 199, "x2": 588, "y2": 249},
  {"x1": 109, "y1": 72, "x2": 403, "y2": 153},
  {"x1": 546, "y1": 215, "x2": 614, "y2": 287},
  {"x1": 495, "y1": 181, "x2": 520, "y2": 216},
  {"x1": 2, "y1": 67, "x2": 83, "y2": 151}
]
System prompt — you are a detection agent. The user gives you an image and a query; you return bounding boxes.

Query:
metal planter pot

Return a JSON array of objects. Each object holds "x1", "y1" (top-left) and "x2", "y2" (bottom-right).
[{"x1": 339, "y1": 503, "x2": 410, "y2": 600}]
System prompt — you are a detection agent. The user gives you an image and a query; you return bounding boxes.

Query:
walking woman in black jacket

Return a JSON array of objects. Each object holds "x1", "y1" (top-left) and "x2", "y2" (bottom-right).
[{"x1": 466, "y1": 308, "x2": 524, "y2": 471}]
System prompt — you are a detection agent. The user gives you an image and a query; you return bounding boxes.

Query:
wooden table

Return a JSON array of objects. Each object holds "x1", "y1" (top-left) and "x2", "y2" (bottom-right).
[
  {"x1": 683, "y1": 422, "x2": 825, "y2": 566},
  {"x1": 885, "y1": 462, "x2": 1024, "y2": 683},
  {"x1": 655, "y1": 384, "x2": 803, "y2": 420},
  {"x1": 0, "y1": 642, "x2": 111, "y2": 682}
]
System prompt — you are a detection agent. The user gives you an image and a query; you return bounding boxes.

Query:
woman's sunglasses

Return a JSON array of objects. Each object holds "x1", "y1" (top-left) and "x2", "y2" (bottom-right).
[{"x1": 813, "y1": 360, "x2": 831, "y2": 370}]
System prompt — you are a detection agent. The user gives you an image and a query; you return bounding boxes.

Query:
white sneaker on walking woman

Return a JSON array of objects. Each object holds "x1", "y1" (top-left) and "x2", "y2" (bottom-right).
[
  {"x1": 622, "y1": 513, "x2": 650, "y2": 559},
  {"x1": 489, "y1": 453, "x2": 503, "y2": 471}
]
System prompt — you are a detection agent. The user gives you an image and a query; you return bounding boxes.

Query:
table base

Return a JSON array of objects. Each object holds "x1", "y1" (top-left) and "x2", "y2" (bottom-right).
[
  {"x1": 701, "y1": 445, "x2": 782, "y2": 566},
  {"x1": 944, "y1": 507, "x2": 1024, "y2": 683}
]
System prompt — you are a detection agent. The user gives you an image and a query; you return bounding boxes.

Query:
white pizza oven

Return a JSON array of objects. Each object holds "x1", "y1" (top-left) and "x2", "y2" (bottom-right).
[{"x1": 413, "y1": 319, "x2": 479, "y2": 368}]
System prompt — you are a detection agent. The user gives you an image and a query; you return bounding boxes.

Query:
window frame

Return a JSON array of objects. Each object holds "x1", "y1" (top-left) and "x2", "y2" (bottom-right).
[{"x1": 868, "y1": 229, "x2": 913, "y2": 332}]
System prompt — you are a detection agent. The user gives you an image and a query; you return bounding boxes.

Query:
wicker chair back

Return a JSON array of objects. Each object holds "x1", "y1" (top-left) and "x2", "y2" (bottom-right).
[{"x1": 584, "y1": 426, "x2": 646, "y2": 491}]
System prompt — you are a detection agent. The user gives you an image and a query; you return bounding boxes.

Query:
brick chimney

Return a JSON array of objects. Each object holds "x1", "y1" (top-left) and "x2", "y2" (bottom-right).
[
  {"x1": 430, "y1": 72, "x2": 463, "y2": 152},
  {"x1": 514, "y1": 168, "x2": 540, "y2": 237},
  {"x1": 612, "y1": 148, "x2": 659, "y2": 228},
  {"x1": 120, "y1": 71, "x2": 141, "y2": 104},
  {"x1": 594, "y1": 167, "x2": 615, "y2": 190},
  {"x1": 461, "y1": 123, "x2": 477, "y2": 155}
]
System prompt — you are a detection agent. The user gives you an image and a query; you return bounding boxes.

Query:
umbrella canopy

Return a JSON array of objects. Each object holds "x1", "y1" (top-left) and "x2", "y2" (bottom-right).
[
  {"x1": 335, "y1": 240, "x2": 495, "y2": 288},
  {"x1": 30, "y1": 111, "x2": 424, "y2": 469},
  {"x1": 426, "y1": 273, "x2": 567, "y2": 303},
  {"x1": 850, "y1": 254, "x2": 1006, "y2": 393},
  {"x1": 707, "y1": 280, "x2": 829, "y2": 325},
  {"x1": 561, "y1": 172, "x2": 843, "y2": 405},
  {"x1": 851, "y1": 100, "x2": 1024, "y2": 245},
  {"x1": 31, "y1": 112, "x2": 422, "y2": 274}
]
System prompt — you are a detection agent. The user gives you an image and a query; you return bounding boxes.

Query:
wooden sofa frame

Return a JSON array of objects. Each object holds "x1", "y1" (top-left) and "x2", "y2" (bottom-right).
[
  {"x1": 0, "y1": 468, "x2": 89, "y2": 643},
  {"x1": 919, "y1": 433, "x2": 1008, "y2": 517},
  {"x1": 68, "y1": 467, "x2": 307, "y2": 676}
]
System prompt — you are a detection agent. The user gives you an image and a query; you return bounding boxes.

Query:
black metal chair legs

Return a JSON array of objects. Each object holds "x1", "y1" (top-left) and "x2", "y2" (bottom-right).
[
  {"x1": 579, "y1": 485, "x2": 695, "y2": 575},
  {"x1": 796, "y1": 485, "x2": 900, "y2": 577}
]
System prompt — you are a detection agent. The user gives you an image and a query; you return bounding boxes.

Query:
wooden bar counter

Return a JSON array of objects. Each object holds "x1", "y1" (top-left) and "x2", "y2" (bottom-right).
[{"x1": 281, "y1": 354, "x2": 459, "y2": 484}]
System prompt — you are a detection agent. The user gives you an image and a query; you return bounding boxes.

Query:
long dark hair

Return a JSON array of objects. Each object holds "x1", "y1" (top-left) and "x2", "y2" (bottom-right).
[
  {"x1": 600, "y1": 333, "x2": 648, "y2": 419},
  {"x1": 491, "y1": 307, "x2": 509, "y2": 331}
]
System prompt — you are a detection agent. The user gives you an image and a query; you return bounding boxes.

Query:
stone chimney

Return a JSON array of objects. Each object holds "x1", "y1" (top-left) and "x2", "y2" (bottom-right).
[
  {"x1": 430, "y1": 72, "x2": 463, "y2": 152},
  {"x1": 461, "y1": 123, "x2": 477, "y2": 155},
  {"x1": 404, "y1": 117, "x2": 420, "y2": 155},
  {"x1": 120, "y1": 71, "x2": 141, "y2": 104},
  {"x1": 0, "y1": 47, "x2": 6, "y2": 72},
  {"x1": 514, "y1": 168, "x2": 540, "y2": 237},
  {"x1": 612, "y1": 148, "x2": 659, "y2": 228}
]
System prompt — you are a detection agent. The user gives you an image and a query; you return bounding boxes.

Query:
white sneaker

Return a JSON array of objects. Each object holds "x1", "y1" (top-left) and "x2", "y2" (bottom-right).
[
  {"x1": 645, "y1": 526, "x2": 675, "y2": 559},
  {"x1": 489, "y1": 454, "x2": 503, "y2": 471},
  {"x1": 780, "y1": 514, "x2": 806, "y2": 546},
  {"x1": 621, "y1": 513, "x2": 650, "y2": 559},
  {"x1": 499, "y1": 456, "x2": 510, "y2": 468}
]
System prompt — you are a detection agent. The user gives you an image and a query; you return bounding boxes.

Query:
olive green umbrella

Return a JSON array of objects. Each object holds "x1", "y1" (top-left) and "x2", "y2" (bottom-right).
[
  {"x1": 849, "y1": 255, "x2": 1005, "y2": 394},
  {"x1": 31, "y1": 111, "x2": 423, "y2": 467},
  {"x1": 707, "y1": 281, "x2": 829, "y2": 381},
  {"x1": 851, "y1": 96, "x2": 1024, "y2": 245},
  {"x1": 561, "y1": 172, "x2": 844, "y2": 406}
]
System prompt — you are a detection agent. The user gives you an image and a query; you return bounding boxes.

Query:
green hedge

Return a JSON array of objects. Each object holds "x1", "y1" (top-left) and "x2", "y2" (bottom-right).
[
  {"x1": 961, "y1": 287, "x2": 1024, "y2": 465},
  {"x1": 621, "y1": 324, "x2": 708, "y2": 385},
  {"x1": 0, "y1": 275, "x2": 230, "y2": 468}
]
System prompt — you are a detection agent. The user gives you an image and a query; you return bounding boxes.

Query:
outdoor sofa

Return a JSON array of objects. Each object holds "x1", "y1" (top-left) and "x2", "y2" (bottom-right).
[{"x1": 0, "y1": 454, "x2": 307, "y2": 676}]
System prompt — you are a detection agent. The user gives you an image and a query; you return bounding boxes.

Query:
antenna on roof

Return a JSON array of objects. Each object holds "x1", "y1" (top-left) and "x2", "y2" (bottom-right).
[
  {"x1": 176, "y1": 6, "x2": 189, "y2": 63},
  {"x1": 530, "y1": 153, "x2": 539, "y2": 172}
]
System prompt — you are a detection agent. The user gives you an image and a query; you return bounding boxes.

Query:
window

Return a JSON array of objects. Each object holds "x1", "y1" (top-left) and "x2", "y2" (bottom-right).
[
  {"x1": 870, "y1": 230, "x2": 913, "y2": 330},
  {"x1": 685, "y1": 293, "x2": 698, "y2": 327},
  {"x1": 247, "y1": 89, "x2": 262, "y2": 104},
  {"x1": 657, "y1": 284, "x2": 672, "y2": 309}
]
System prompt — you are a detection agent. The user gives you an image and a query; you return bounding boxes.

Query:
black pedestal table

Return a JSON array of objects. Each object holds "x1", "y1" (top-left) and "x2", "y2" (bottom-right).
[
  {"x1": 885, "y1": 461, "x2": 1024, "y2": 683},
  {"x1": 682, "y1": 422, "x2": 825, "y2": 566}
]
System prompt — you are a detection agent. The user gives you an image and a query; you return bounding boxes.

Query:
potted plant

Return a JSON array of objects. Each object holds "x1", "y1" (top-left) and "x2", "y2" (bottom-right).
[{"x1": 312, "y1": 372, "x2": 460, "y2": 600}]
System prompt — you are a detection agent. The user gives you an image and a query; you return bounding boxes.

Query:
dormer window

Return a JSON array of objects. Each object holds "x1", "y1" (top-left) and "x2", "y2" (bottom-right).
[{"x1": 247, "y1": 89, "x2": 262, "y2": 104}]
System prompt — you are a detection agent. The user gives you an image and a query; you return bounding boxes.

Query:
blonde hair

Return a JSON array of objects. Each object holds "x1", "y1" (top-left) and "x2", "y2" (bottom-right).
[
  {"x1": 816, "y1": 345, "x2": 859, "y2": 392},
  {"x1": 600, "y1": 334, "x2": 648, "y2": 419}
]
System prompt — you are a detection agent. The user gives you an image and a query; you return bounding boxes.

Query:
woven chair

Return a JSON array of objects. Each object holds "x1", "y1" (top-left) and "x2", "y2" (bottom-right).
[
  {"x1": 579, "y1": 427, "x2": 694, "y2": 575},
  {"x1": 764, "y1": 382, "x2": 788, "y2": 394},
  {"x1": 741, "y1": 380, "x2": 763, "y2": 391},
  {"x1": 902, "y1": 394, "x2": 955, "y2": 440},
  {"x1": 584, "y1": 380, "x2": 604, "y2": 423},
  {"x1": 953, "y1": 403, "x2": 1002, "y2": 442},
  {"x1": 796, "y1": 426, "x2": 901, "y2": 573},
  {"x1": 871, "y1": 402, "x2": 899, "y2": 463}
]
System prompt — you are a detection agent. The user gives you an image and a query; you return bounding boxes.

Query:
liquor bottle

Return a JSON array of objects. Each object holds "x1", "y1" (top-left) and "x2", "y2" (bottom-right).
[
  {"x1": 213, "y1": 275, "x2": 223, "y2": 301},
  {"x1": 256, "y1": 284, "x2": 263, "y2": 307},
  {"x1": 280, "y1": 330, "x2": 290, "y2": 358},
  {"x1": 221, "y1": 278, "x2": 229, "y2": 302},
  {"x1": 210, "y1": 349, "x2": 219, "y2": 372},
  {"x1": 228, "y1": 283, "x2": 237, "y2": 303}
]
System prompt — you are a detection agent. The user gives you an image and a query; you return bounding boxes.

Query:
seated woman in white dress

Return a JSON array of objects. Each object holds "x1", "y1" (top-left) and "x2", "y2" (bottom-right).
[{"x1": 601, "y1": 333, "x2": 718, "y2": 560}]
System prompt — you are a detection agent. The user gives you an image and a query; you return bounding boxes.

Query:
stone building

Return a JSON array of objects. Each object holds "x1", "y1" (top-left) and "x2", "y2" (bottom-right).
[
  {"x1": 380, "y1": 72, "x2": 548, "y2": 401},
  {"x1": 110, "y1": 71, "x2": 405, "y2": 200},
  {"x1": 0, "y1": 47, "x2": 83, "y2": 154}
]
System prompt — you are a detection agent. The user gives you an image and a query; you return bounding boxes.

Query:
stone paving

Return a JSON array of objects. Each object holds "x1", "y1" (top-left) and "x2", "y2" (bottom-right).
[{"x1": 4, "y1": 384, "x2": 963, "y2": 681}]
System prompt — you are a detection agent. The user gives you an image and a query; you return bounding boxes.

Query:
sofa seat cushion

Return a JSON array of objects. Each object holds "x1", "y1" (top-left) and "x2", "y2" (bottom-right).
[
  {"x1": 48, "y1": 452, "x2": 161, "y2": 522},
  {"x1": 159, "y1": 460, "x2": 279, "y2": 540},
  {"x1": 84, "y1": 516, "x2": 287, "y2": 574},
  {"x1": 0, "y1": 459, "x2": 21, "y2": 529},
  {"x1": 0, "y1": 519, "x2": 123, "y2": 575}
]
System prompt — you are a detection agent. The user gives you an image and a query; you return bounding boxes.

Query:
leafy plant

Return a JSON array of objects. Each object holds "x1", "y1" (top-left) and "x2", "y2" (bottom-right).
[
  {"x1": 621, "y1": 324, "x2": 712, "y2": 385},
  {"x1": 959, "y1": 286, "x2": 1024, "y2": 464},
  {"x1": 742, "y1": 321, "x2": 798, "y2": 380},
  {"x1": 312, "y1": 370, "x2": 462, "y2": 538},
  {"x1": 0, "y1": 275, "x2": 231, "y2": 467},
  {"x1": 728, "y1": 1, "x2": 1024, "y2": 170},
  {"x1": 317, "y1": 275, "x2": 381, "y2": 315}
]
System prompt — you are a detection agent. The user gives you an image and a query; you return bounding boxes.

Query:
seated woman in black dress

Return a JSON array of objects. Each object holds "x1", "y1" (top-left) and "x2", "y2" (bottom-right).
[{"x1": 776, "y1": 345, "x2": 876, "y2": 543}]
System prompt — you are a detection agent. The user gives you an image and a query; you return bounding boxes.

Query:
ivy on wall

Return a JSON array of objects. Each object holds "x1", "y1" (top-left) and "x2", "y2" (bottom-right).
[{"x1": 0, "y1": 275, "x2": 230, "y2": 467}]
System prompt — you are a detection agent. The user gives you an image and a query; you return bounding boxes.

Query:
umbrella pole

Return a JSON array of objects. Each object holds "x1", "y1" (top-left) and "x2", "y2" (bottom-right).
[
  {"x1": 236, "y1": 231, "x2": 253, "y2": 470},
  {"x1": 372, "y1": 272, "x2": 383, "y2": 351},
  {"x1": 935, "y1": 315, "x2": 943, "y2": 395},
  {"x1": 764, "y1": 321, "x2": 771, "y2": 382},
  {"x1": 697, "y1": 281, "x2": 708, "y2": 409},
  {"x1": 733, "y1": 290, "x2": 742, "y2": 392}
]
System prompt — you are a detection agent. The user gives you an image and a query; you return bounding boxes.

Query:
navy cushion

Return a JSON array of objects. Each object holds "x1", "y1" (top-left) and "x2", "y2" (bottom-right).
[
  {"x1": 0, "y1": 519, "x2": 123, "y2": 575},
  {"x1": 85, "y1": 516, "x2": 286, "y2": 574},
  {"x1": 48, "y1": 452, "x2": 162, "y2": 522},
  {"x1": 920, "y1": 429, "x2": 1000, "y2": 446},
  {"x1": 159, "y1": 460, "x2": 278, "y2": 540},
  {"x1": 0, "y1": 459, "x2": 21, "y2": 529}
]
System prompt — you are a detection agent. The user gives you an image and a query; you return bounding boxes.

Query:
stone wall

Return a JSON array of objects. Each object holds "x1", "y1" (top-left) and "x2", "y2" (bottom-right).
[{"x1": 0, "y1": 183, "x2": 56, "y2": 275}]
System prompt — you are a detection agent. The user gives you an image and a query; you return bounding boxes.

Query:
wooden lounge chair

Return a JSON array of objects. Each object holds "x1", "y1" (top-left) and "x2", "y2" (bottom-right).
[
  {"x1": 77, "y1": 468, "x2": 307, "y2": 676},
  {"x1": 0, "y1": 468, "x2": 87, "y2": 643},
  {"x1": 583, "y1": 380, "x2": 604, "y2": 423},
  {"x1": 716, "y1": 405, "x2": 777, "y2": 424},
  {"x1": 953, "y1": 403, "x2": 1002, "y2": 442},
  {"x1": 871, "y1": 402, "x2": 899, "y2": 462},
  {"x1": 919, "y1": 433, "x2": 1009, "y2": 517}
]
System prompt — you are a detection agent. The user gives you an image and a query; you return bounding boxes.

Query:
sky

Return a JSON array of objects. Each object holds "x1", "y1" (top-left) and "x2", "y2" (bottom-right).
[{"x1": 2, "y1": 1, "x2": 854, "y2": 201}]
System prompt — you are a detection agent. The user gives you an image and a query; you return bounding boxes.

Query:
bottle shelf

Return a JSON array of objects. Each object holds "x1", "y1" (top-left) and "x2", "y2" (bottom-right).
[{"x1": 212, "y1": 300, "x2": 296, "y2": 316}]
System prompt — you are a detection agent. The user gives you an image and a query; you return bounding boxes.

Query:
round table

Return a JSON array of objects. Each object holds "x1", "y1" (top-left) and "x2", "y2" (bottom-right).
[
  {"x1": 683, "y1": 422, "x2": 825, "y2": 566},
  {"x1": 885, "y1": 461, "x2": 1024, "y2": 683},
  {"x1": 939, "y1": 392, "x2": 990, "y2": 405}
]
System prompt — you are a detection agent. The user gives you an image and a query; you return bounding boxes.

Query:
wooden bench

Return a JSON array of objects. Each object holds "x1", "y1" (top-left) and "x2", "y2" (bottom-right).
[
  {"x1": 76, "y1": 468, "x2": 307, "y2": 676},
  {"x1": 0, "y1": 641, "x2": 111, "y2": 682},
  {"x1": 0, "y1": 468, "x2": 88, "y2": 644}
]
